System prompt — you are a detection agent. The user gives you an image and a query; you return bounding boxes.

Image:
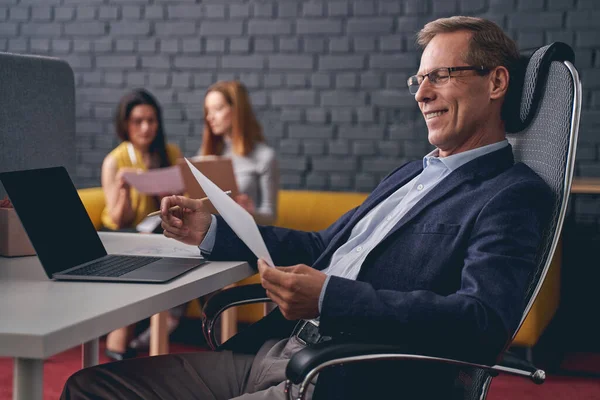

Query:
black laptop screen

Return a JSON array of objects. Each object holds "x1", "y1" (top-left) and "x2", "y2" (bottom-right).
[{"x1": 0, "y1": 167, "x2": 107, "y2": 277}]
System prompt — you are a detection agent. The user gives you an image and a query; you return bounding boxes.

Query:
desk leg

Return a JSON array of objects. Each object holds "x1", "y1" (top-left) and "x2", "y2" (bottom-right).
[
  {"x1": 150, "y1": 311, "x2": 169, "y2": 356},
  {"x1": 13, "y1": 358, "x2": 43, "y2": 400},
  {"x1": 82, "y1": 338, "x2": 99, "y2": 368}
]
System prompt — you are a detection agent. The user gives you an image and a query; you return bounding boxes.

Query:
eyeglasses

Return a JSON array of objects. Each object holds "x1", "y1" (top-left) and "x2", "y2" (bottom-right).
[{"x1": 407, "y1": 66, "x2": 490, "y2": 95}]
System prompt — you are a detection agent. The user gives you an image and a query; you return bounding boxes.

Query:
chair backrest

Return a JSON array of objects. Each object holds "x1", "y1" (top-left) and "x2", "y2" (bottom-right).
[
  {"x1": 0, "y1": 52, "x2": 76, "y2": 198},
  {"x1": 464, "y1": 42, "x2": 582, "y2": 400},
  {"x1": 506, "y1": 42, "x2": 580, "y2": 338}
]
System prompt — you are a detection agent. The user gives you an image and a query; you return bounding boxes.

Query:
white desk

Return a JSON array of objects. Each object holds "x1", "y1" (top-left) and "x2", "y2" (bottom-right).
[{"x1": 0, "y1": 232, "x2": 254, "y2": 400}]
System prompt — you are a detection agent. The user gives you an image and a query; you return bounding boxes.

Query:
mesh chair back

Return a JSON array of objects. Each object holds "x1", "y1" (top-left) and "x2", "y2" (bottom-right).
[
  {"x1": 458, "y1": 42, "x2": 581, "y2": 400},
  {"x1": 506, "y1": 43, "x2": 579, "y2": 336}
]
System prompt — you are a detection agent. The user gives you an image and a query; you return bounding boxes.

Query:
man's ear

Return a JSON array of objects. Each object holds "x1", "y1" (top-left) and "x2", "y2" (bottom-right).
[{"x1": 489, "y1": 66, "x2": 509, "y2": 100}]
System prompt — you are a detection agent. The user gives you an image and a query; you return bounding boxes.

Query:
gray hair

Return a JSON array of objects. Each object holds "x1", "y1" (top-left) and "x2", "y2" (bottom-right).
[{"x1": 417, "y1": 16, "x2": 519, "y2": 71}]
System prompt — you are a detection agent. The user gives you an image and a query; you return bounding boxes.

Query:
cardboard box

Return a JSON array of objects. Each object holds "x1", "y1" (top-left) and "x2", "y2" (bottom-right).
[{"x1": 0, "y1": 207, "x2": 36, "y2": 257}]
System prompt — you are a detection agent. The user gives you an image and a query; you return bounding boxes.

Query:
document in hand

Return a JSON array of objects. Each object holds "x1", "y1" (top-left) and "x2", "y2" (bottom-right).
[
  {"x1": 177, "y1": 157, "x2": 239, "y2": 215},
  {"x1": 184, "y1": 158, "x2": 274, "y2": 267},
  {"x1": 122, "y1": 166, "x2": 184, "y2": 195}
]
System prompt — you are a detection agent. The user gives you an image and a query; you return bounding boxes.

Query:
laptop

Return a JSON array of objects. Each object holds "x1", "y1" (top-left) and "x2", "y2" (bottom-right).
[{"x1": 0, "y1": 166, "x2": 206, "y2": 283}]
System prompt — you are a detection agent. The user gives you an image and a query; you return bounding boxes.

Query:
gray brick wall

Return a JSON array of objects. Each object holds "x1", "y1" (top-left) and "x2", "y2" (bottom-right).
[{"x1": 1, "y1": 1, "x2": 599, "y2": 209}]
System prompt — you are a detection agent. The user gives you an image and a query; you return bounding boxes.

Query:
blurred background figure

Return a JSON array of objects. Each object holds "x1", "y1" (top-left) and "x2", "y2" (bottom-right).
[
  {"x1": 100, "y1": 88, "x2": 182, "y2": 231},
  {"x1": 101, "y1": 88, "x2": 183, "y2": 361},
  {"x1": 199, "y1": 80, "x2": 279, "y2": 225}
]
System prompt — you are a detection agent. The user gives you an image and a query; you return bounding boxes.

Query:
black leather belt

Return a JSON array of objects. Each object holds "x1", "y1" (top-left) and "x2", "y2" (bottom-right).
[{"x1": 294, "y1": 320, "x2": 331, "y2": 346}]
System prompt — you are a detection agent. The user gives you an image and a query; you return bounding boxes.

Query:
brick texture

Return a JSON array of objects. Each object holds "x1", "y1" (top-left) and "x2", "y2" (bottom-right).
[{"x1": 2, "y1": 0, "x2": 598, "y2": 209}]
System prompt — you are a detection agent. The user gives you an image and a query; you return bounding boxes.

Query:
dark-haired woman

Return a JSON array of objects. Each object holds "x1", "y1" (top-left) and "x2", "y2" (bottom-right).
[
  {"x1": 101, "y1": 89, "x2": 182, "y2": 360},
  {"x1": 100, "y1": 88, "x2": 182, "y2": 231}
]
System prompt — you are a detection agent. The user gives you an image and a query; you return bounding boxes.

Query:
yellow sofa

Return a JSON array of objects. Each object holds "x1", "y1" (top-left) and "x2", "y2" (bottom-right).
[{"x1": 76, "y1": 187, "x2": 559, "y2": 349}]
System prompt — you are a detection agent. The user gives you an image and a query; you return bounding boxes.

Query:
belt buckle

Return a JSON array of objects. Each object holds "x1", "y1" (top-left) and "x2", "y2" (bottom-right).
[{"x1": 295, "y1": 319, "x2": 322, "y2": 346}]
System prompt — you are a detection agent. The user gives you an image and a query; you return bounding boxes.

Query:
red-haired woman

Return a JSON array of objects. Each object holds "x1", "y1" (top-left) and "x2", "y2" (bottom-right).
[{"x1": 199, "y1": 80, "x2": 279, "y2": 225}]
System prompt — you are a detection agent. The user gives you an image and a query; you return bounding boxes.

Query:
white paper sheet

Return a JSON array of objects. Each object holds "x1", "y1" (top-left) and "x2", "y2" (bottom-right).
[
  {"x1": 122, "y1": 166, "x2": 184, "y2": 195},
  {"x1": 184, "y1": 158, "x2": 274, "y2": 267}
]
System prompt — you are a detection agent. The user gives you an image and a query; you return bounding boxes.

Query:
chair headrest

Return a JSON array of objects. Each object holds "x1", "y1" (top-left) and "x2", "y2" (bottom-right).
[{"x1": 504, "y1": 42, "x2": 575, "y2": 133}]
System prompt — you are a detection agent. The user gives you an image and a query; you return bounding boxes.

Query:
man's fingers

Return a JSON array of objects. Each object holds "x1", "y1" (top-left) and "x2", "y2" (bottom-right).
[
  {"x1": 265, "y1": 288, "x2": 285, "y2": 307},
  {"x1": 260, "y1": 273, "x2": 285, "y2": 299},
  {"x1": 161, "y1": 195, "x2": 205, "y2": 214},
  {"x1": 259, "y1": 264, "x2": 289, "y2": 288},
  {"x1": 257, "y1": 258, "x2": 275, "y2": 274},
  {"x1": 161, "y1": 220, "x2": 188, "y2": 237},
  {"x1": 162, "y1": 229, "x2": 186, "y2": 241}
]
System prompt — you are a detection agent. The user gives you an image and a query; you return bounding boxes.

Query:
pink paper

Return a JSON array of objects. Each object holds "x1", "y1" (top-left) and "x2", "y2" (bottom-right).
[{"x1": 122, "y1": 166, "x2": 184, "y2": 195}]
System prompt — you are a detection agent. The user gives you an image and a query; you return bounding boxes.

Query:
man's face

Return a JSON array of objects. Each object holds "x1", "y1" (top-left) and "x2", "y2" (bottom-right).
[{"x1": 415, "y1": 31, "x2": 494, "y2": 157}]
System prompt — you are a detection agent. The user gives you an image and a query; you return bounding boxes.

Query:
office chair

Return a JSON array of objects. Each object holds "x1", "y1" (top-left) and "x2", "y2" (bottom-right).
[{"x1": 201, "y1": 42, "x2": 582, "y2": 400}]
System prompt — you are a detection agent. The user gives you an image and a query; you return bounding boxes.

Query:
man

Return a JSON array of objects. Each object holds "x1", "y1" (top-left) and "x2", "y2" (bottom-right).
[{"x1": 62, "y1": 16, "x2": 552, "y2": 400}]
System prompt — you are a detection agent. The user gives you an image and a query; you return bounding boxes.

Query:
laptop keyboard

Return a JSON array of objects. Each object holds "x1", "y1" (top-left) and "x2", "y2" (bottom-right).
[{"x1": 63, "y1": 255, "x2": 161, "y2": 277}]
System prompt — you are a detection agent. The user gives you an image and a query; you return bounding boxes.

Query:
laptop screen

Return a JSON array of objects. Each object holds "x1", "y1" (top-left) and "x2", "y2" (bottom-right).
[{"x1": 0, "y1": 167, "x2": 106, "y2": 277}]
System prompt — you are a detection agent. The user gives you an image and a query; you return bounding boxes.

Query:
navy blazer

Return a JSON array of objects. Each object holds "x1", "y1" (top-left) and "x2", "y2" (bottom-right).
[{"x1": 210, "y1": 145, "x2": 552, "y2": 364}]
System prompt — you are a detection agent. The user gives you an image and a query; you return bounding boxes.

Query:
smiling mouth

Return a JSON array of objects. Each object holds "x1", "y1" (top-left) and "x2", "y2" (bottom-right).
[{"x1": 425, "y1": 110, "x2": 447, "y2": 120}]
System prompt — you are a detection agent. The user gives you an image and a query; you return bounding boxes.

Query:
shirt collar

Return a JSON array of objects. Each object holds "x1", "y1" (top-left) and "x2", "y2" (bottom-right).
[{"x1": 423, "y1": 139, "x2": 509, "y2": 171}]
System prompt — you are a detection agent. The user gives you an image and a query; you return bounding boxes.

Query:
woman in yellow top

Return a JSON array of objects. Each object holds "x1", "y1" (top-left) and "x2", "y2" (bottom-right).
[
  {"x1": 101, "y1": 89, "x2": 182, "y2": 360},
  {"x1": 101, "y1": 88, "x2": 182, "y2": 231}
]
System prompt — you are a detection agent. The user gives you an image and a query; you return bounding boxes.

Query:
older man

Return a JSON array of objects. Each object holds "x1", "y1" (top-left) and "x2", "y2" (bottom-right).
[{"x1": 62, "y1": 16, "x2": 552, "y2": 400}]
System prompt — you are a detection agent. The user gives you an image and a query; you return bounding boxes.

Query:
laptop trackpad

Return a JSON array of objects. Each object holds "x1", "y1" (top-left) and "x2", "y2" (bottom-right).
[{"x1": 124, "y1": 259, "x2": 203, "y2": 282}]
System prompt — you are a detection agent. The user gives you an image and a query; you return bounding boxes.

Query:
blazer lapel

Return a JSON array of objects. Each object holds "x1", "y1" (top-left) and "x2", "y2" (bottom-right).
[
  {"x1": 349, "y1": 162, "x2": 423, "y2": 227},
  {"x1": 379, "y1": 145, "x2": 515, "y2": 243},
  {"x1": 312, "y1": 144, "x2": 515, "y2": 270},
  {"x1": 312, "y1": 162, "x2": 423, "y2": 270}
]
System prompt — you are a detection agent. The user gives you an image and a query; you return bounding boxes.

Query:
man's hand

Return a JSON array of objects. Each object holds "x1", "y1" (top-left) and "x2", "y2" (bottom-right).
[
  {"x1": 257, "y1": 259, "x2": 327, "y2": 320},
  {"x1": 160, "y1": 195, "x2": 212, "y2": 246}
]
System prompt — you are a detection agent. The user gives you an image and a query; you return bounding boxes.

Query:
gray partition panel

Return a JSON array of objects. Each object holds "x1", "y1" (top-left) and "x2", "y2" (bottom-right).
[{"x1": 0, "y1": 52, "x2": 76, "y2": 198}]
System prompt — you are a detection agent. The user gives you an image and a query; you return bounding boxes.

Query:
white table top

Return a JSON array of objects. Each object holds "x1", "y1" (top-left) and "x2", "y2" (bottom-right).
[{"x1": 0, "y1": 232, "x2": 254, "y2": 359}]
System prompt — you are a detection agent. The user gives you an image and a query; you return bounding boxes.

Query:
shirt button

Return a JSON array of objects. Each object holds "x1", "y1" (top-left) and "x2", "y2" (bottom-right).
[
  {"x1": 417, "y1": 184, "x2": 424, "y2": 191},
  {"x1": 356, "y1": 246, "x2": 363, "y2": 252},
  {"x1": 386, "y1": 216, "x2": 392, "y2": 221}
]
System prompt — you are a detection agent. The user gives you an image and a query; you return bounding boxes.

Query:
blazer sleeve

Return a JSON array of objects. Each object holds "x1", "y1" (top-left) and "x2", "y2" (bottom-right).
[
  {"x1": 319, "y1": 179, "x2": 553, "y2": 362},
  {"x1": 207, "y1": 206, "x2": 359, "y2": 269}
]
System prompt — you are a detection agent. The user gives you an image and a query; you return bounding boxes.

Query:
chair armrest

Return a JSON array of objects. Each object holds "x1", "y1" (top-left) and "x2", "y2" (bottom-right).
[
  {"x1": 202, "y1": 283, "x2": 271, "y2": 350},
  {"x1": 284, "y1": 342, "x2": 546, "y2": 400}
]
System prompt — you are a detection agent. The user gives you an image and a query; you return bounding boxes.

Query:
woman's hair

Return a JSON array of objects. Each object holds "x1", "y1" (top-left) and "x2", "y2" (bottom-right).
[
  {"x1": 114, "y1": 88, "x2": 170, "y2": 168},
  {"x1": 417, "y1": 16, "x2": 519, "y2": 72},
  {"x1": 200, "y1": 80, "x2": 264, "y2": 157}
]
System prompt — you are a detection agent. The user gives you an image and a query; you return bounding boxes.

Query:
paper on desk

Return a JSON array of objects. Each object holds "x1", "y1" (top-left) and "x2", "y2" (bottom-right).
[
  {"x1": 124, "y1": 244, "x2": 204, "y2": 259},
  {"x1": 122, "y1": 166, "x2": 184, "y2": 195},
  {"x1": 184, "y1": 157, "x2": 274, "y2": 267}
]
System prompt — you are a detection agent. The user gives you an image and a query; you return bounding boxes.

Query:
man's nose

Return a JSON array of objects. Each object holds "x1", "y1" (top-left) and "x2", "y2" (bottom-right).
[{"x1": 415, "y1": 77, "x2": 435, "y2": 103}]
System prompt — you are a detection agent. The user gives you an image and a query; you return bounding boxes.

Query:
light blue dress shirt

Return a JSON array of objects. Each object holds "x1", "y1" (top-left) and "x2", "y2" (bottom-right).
[{"x1": 199, "y1": 140, "x2": 509, "y2": 313}]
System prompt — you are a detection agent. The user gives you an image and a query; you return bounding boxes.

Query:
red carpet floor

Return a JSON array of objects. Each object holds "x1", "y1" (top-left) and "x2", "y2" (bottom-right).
[{"x1": 1, "y1": 342, "x2": 599, "y2": 399}]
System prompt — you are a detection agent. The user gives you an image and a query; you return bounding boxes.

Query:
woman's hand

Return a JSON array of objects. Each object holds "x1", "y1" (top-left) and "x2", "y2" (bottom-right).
[
  {"x1": 115, "y1": 167, "x2": 142, "y2": 190},
  {"x1": 102, "y1": 156, "x2": 139, "y2": 228},
  {"x1": 235, "y1": 194, "x2": 255, "y2": 214}
]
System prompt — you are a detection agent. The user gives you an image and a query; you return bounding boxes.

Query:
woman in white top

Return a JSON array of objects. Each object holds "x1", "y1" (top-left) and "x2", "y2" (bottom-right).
[{"x1": 198, "y1": 80, "x2": 279, "y2": 225}]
